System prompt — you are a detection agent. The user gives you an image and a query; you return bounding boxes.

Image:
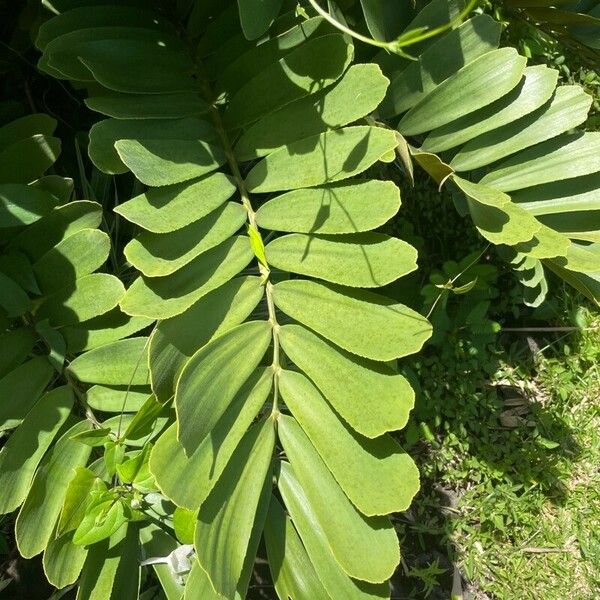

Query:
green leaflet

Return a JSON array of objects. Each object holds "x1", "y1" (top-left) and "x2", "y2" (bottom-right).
[
  {"x1": 35, "y1": 5, "x2": 172, "y2": 50},
  {"x1": 45, "y1": 27, "x2": 185, "y2": 81},
  {"x1": 278, "y1": 416, "x2": 400, "y2": 583},
  {"x1": 272, "y1": 279, "x2": 432, "y2": 361},
  {"x1": 195, "y1": 420, "x2": 274, "y2": 599},
  {"x1": 62, "y1": 309, "x2": 153, "y2": 354},
  {"x1": 279, "y1": 370, "x2": 419, "y2": 516},
  {"x1": 0, "y1": 183, "x2": 60, "y2": 228},
  {"x1": 58, "y1": 467, "x2": 106, "y2": 535},
  {"x1": 0, "y1": 356, "x2": 54, "y2": 431},
  {"x1": 237, "y1": 0, "x2": 283, "y2": 40},
  {"x1": 0, "y1": 328, "x2": 36, "y2": 378},
  {"x1": 124, "y1": 202, "x2": 246, "y2": 277},
  {"x1": 85, "y1": 385, "x2": 150, "y2": 412},
  {"x1": 68, "y1": 337, "x2": 150, "y2": 386},
  {"x1": 263, "y1": 319, "x2": 411, "y2": 438},
  {"x1": 224, "y1": 33, "x2": 353, "y2": 129},
  {"x1": 16, "y1": 420, "x2": 93, "y2": 558},
  {"x1": 245, "y1": 126, "x2": 398, "y2": 193},
  {"x1": 216, "y1": 17, "x2": 333, "y2": 97},
  {"x1": 452, "y1": 176, "x2": 541, "y2": 246},
  {"x1": 33, "y1": 228, "x2": 110, "y2": 294},
  {"x1": 0, "y1": 113, "x2": 56, "y2": 151},
  {"x1": 115, "y1": 137, "x2": 226, "y2": 187},
  {"x1": 120, "y1": 236, "x2": 255, "y2": 320},
  {"x1": 379, "y1": 15, "x2": 502, "y2": 117},
  {"x1": 278, "y1": 462, "x2": 389, "y2": 600},
  {"x1": 265, "y1": 232, "x2": 417, "y2": 287},
  {"x1": 234, "y1": 63, "x2": 390, "y2": 160},
  {"x1": 150, "y1": 368, "x2": 272, "y2": 509},
  {"x1": 149, "y1": 276, "x2": 264, "y2": 403},
  {"x1": 89, "y1": 117, "x2": 215, "y2": 175},
  {"x1": 114, "y1": 172, "x2": 236, "y2": 233},
  {"x1": 451, "y1": 85, "x2": 593, "y2": 171},
  {"x1": 398, "y1": 48, "x2": 527, "y2": 135},
  {"x1": 255, "y1": 180, "x2": 400, "y2": 234},
  {"x1": 360, "y1": 0, "x2": 407, "y2": 41},
  {"x1": 35, "y1": 272, "x2": 125, "y2": 327},
  {"x1": 0, "y1": 272, "x2": 30, "y2": 318},
  {"x1": 0, "y1": 135, "x2": 61, "y2": 184},
  {"x1": 513, "y1": 173, "x2": 600, "y2": 216},
  {"x1": 264, "y1": 495, "x2": 330, "y2": 600},
  {"x1": 9, "y1": 201, "x2": 102, "y2": 261},
  {"x1": 480, "y1": 132, "x2": 600, "y2": 192},
  {"x1": 175, "y1": 320, "x2": 272, "y2": 454},
  {"x1": 43, "y1": 532, "x2": 88, "y2": 589},
  {"x1": 0, "y1": 386, "x2": 73, "y2": 514},
  {"x1": 86, "y1": 91, "x2": 208, "y2": 119},
  {"x1": 422, "y1": 65, "x2": 558, "y2": 152},
  {"x1": 77, "y1": 524, "x2": 140, "y2": 600},
  {"x1": 79, "y1": 39, "x2": 195, "y2": 94}
]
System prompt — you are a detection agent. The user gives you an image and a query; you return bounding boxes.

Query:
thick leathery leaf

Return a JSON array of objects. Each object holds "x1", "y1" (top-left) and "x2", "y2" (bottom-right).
[
  {"x1": 215, "y1": 17, "x2": 333, "y2": 96},
  {"x1": 115, "y1": 137, "x2": 226, "y2": 186},
  {"x1": 0, "y1": 114, "x2": 56, "y2": 150},
  {"x1": 43, "y1": 532, "x2": 88, "y2": 588},
  {"x1": 278, "y1": 416, "x2": 400, "y2": 583},
  {"x1": 0, "y1": 272, "x2": 30, "y2": 317},
  {"x1": 255, "y1": 180, "x2": 400, "y2": 234},
  {"x1": 224, "y1": 33, "x2": 353, "y2": 129},
  {"x1": 62, "y1": 310, "x2": 153, "y2": 354},
  {"x1": 380, "y1": 15, "x2": 502, "y2": 117},
  {"x1": 0, "y1": 357, "x2": 53, "y2": 431},
  {"x1": 120, "y1": 236, "x2": 254, "y2": 319},
  {"x1": 265, "y1": 232, "x2": 417, "y2": 287},
  {"x1": 512, "y1": 173, "x2": 600, "y2": 216},
  {"x1": 0, "y1": 328, "x2": 36, "y2": 379},
  {"x1": 33, "y1": 228, "x2": 110, "y2": 294},
  {"x1": 195, "y1": 420, "x2": 274, "y2": 598},
  {"x1": 245, "y1": 126, "x2": 398, "y2": 193},
  {"x1": 398, "y1": 48, "x2": 527, "y2": 135},
  {"x1": 0, "y1": 135, "x2": 61, "y2": 184},
  {"x1": 35, "y1": 273, "x2": 124, "y2": 327},
  {"x1": 360, "y1": 0, "x2": 407, "y2": 41},
  {"x1": 150, "y1": 369, "x2": 272, "y2": 508},
  {"x1": 422, "y1": 65, "x2": 558, "y2": 152},
  {"x1": 9, "y1": 200, "x2": 102, "y2": 261},
  {"x1": 77, "y1": 524, "x2": 140, "y2": 600},
  {"x1": 87, "y1": 384, "x2": 150, "y2": 413},
  {"x1": 0, "y1": 184, "x2": 60, "y2": 227},
  {"x1": 35, "y1": 6, "x2": 171, "y2": 50},
  {"x1": 238, "y1": 0, "x2": 283, "y2": 39},
  {"x1": 124, "y1": 202, "x2": 246, "y2": 276},
  {"x1": 15, "y1": 420, "x2": 93, "y2": 557},
  {"x1": 235, "y1": 64, "x2": 389, "y2": 159},
  {"x1": 280, "y1": 370, "x2": 419, "y2": 516},
  {"x1": 273, "y1": 279, "x2": 432, "y2": 361},
  {"x1": 278, "y1": 462, "x2": 390, "y2": 600},
  {"x1": 79, "y1": 39, "x2": 195, "y2": 94},
  {"x1": 149, "y1": 276, "x2": 264, "y2": 402},
  {"x1": 45, "y1": 27, "x2": 185, "y2": 81},
  {"x1": 89, "y1": 117, "x2": 215, "y2": 175},
  {"x1": 175, "y1": 320, "x2": 272, "y2": 454},
  {"x1": 114, "y1": 172, "x2": 236, "y2": 233},
  {"x1": 451, "y1": 85, "x2": 593, "y2": 171},
  {"x1": 0, "y1": 386, "x2": 73, "y2": 514},
  {"x1": 480, "y1": 132, "x2": 600, "y2": 192},
  {"x1": 68, "y1": 337, "x2": 150, "y2": 386},
  {"x1": 264, "y1": 495, "x2": 330, "y2": 600},
  {"x1": 453, "y1": 176, "x2": 541, "y2": 246},
  {"x1": 86, "y1": 92, "x2": 208, "y2": 119}
]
